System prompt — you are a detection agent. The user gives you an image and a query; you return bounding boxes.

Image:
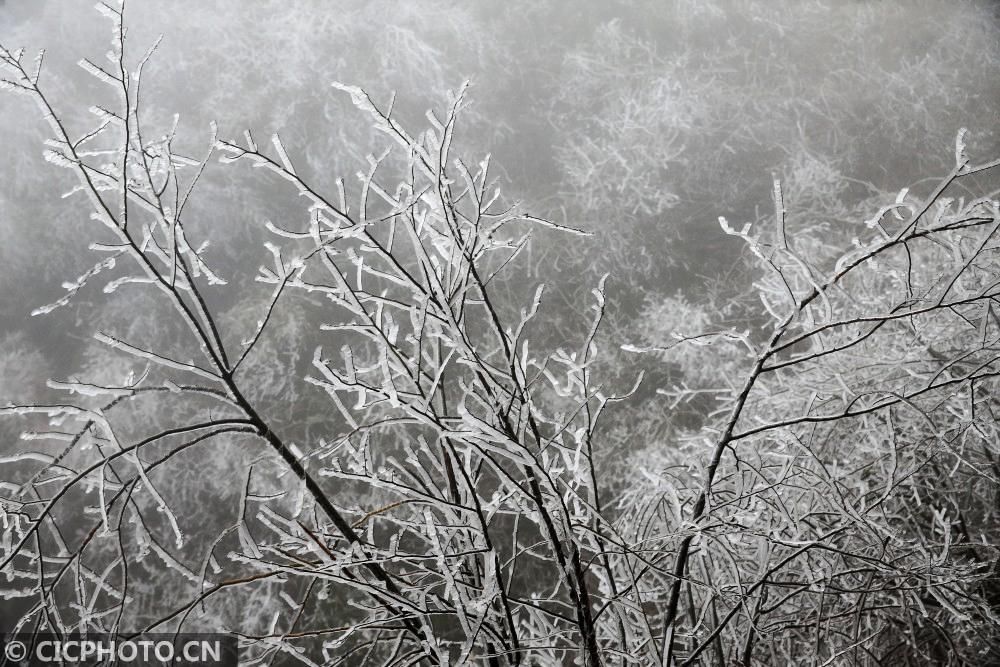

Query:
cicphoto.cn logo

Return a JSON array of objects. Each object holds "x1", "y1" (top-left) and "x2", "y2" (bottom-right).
[{"x1": 1, "y1": 634, "x2": 237, "y2": 666}]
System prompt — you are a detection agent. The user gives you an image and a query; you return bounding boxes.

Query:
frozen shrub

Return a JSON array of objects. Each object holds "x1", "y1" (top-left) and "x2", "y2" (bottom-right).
[{"x1": 1, "y1": 4, "x2": 999, "y2": 665}]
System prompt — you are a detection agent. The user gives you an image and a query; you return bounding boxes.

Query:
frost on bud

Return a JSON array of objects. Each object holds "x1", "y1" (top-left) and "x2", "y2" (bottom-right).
[
  {"x1": 955, "y1": 127, "x2": 969, "y2": 168},
  {"x1": 42, "y1": 149, "x2": 75, "y2": 169}
]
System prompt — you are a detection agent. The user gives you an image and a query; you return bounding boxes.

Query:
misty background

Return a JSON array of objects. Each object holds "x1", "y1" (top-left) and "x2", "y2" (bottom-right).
[
  {"x1": 3, "y1": 0, "x2": 998, "y2": 394},
  {"x1": 1, "y1": 0, "x2": 999, "y2": 657}
]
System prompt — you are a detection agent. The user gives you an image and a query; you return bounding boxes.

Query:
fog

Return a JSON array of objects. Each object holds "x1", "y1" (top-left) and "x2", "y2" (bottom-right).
[
  {"x1": 4, "y1": 0, "x2": 998, "y2": 396},
  {"x1": 1, "y1": 1, "x2": 998, "y2": 664}
]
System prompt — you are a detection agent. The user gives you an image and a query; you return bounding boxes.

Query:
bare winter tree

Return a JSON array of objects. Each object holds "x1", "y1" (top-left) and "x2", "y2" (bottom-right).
[{"x1": 1, "y1": 3, "x2": 998, "y2": 665}]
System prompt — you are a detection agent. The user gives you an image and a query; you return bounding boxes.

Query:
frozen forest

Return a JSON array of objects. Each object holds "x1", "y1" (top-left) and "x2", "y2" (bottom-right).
[{"x1": 1, "y1": 1, "x2": 999, "y2": 665}]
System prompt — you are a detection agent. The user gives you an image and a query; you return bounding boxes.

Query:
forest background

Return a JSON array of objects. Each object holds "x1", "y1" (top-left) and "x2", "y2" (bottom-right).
[{"x1": 1, "y1": 1, "x2": 999, "y2": 665}]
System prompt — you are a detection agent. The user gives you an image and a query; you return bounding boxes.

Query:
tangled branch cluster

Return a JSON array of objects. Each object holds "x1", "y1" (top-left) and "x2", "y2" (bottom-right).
[{"x1": 1, "y1": 4, "x2": 998, "y2": 665}]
